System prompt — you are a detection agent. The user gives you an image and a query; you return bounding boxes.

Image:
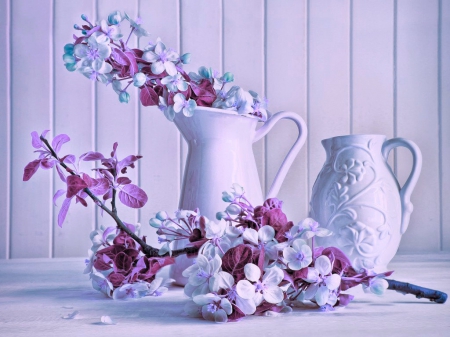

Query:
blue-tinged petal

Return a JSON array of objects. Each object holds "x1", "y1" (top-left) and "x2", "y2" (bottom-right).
[
  {"x1": 201, "y1": 305, "x2": 215, "y2": 321},
  {"x1": 166, "y1": 50, "x2": 180, "y2": 62},
  {"x1": 213, "y1": 309, "x2": 227, "y2": 323},
  {"x1": 133, "y1": 72, "x2": 146, "y2": 87},
  {"x1": 151, "y1": 61, "x2": 165, "y2": 75},
  {"x1": 283, "y1": 247, "x2": 297, "y2": 262},
  {"x1": 184, "y1": 301, "x2": 202, "y2": 317},
  {"x1": 74, "y1": 44, "x2": 89, "y2": 58},
  {"x1": 303, "y1": 283, "x2": 318, "y2": 300},
  {"x1": 64, "y1": 43, "x2": 74, "y2": 54},
  {"x1": 303, "y1": 267, "x2": 320, "y2": 283},
  {"x1": 184, "y1": 282, "x2": 197, "y2": 297},
  {"x1": 263, "y1": 285, "x2": 283, "y2": 304},
  {"x1": 183, "y1": 106, "x2": 194, "y2": 117},
  {"x1": 99, "y1": 61, "x2": 112, "y2": 74},
  {"x1": 100, "y1": 20, "x2": 109, "y2": 34},
  {"x1": 163, "y1": 105, "x2": 175, "y2": 121},
  {"x1": 244, "y1": 263, "x2": 261, "y2": 282},
  {"x1": 258, "y1": 225, "x2": 275, "y2": 243},
  {"x1": 178, "y1": 80, "x2": 188, "y2": 92},
  {"x1": 164, "y1": 61, "x2": 177, "y2": 76},
  {"x1": 253, "y1": 292, "x2": 264, "y2": 306},
  {"x1": 155, "y1": 41, "x2": 166, "y2": 55},
  {"x1": 218, "y1": 271, "x2": 235, "y2": 289},
  {"x1": 292, "y1": 239, "x2": 307, "y2": 251},
  {"x1": 235, "y1": 295, "x2": 256, "y2": 315},
  {"x1": 315, "y1": 255, "x2": 332, "y2": 276},
  {"x1": 262, "y1": 266, "x2": 283, "y2": 286},
  {"x1": 242, "y1": 228, "x2": 258, "y2": 245},
  {"x1": 173, "y1": 93, "x2": 185, "y2": 103},
  {"x1": 220, "y1": 298, "x2": 233, "y2": 315},
  {"x1": 325, "y1": 274, "x2": 341, "y2": 291},
  {"x1": 192, "y1": 282, "x2": 211, "y2": 297},
  {"x1": 193, "y1": 293, "x2": 219, "y2": 306},
  {"x1": 209, "y1": 254, "x2": 222, "y2": 274},
  {"x1": 370, "y1": 278, "x2": 388, "y2": 295},
  {"x1": 315, "y1": 285, "x2": 329, "y2": 306},
  {"x1": 108, "y1": 10, "x2": 123, "y2": 25},
  {"x1": 142, "y1": 51, "x2": 159, "y2": 63},
  {"x1": 236, "y1": 280, "x2": 255, "y2": 300}
]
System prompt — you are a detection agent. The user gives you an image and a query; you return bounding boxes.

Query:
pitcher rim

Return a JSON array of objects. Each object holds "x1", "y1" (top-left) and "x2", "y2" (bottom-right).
[
  {"x1": 321, "y1": 134, "x2": 387, "y2": 145},
  {"x1": 194, "y1": 106, "x2": 260, "y2": 119}
]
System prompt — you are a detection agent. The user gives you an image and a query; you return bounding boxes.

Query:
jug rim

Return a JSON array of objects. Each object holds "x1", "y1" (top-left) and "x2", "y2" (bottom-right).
[
  {"x1": 194, "y1": 106, "x2": 260, "y2": 119},
  {"x1": 321, "y1": 134, "x2": 387, "y2": 144}
]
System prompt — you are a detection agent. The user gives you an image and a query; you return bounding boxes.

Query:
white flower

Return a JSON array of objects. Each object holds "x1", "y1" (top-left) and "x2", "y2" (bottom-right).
[
  {"x1": 142, "y1": 41, "x2": 179, "y2": 76},
  {"x1": 364, "y1": 277, "x2": 389, "y2": 296},
  {"x1": 147, "y1": 277, "x2": 169, "y2": 296},
  {"x1": 182, "y1": 254, "x2": 222, "y2": 297},
  {"x1": 236, "y1": 264, "x2": 284, "y2": 305},
  {"x1": 200, "y1": 219, "x2": 232, "y2": 257},
  {"x1": 173, "y1": 93, "x2": 197, "y2": 117},
  {"x1": 112, "y1": 282, "x2": 149, "y2": 300},
  {"x1": 193, "y1": 293, "x2": 232, "y2": 323},
  {"x1": 282, "y1": 239, "x2": 312, "y2": 270},
  {"x1": 299, "y1": 218, "x2": 332, "y2": 239},
  {"x1": 91, "y1": 271, "x2": 113, "y2": 298},
  {"x1": 302, "y1": 255, "x2": 341, "y2": 306},
  {"x1": 161, "y1": 73, "x2": 188, "y2": 92}
]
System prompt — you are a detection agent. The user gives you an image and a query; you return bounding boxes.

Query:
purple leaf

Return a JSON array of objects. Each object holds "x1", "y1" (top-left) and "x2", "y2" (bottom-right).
[
  {"x1": 124, "y1": 51, "x2": 139, "y2": 76},
  {"x1": 111, "y1": 142, "x2": 118, "y2": 158},
  {"x1": 111, "y1": 48, "x2": 129, "y2": 66},
  {"x1": 140, "y1": 85, "x2": 159, "y2": 106},
  {"x1": 80, "y1": 151, "x2": 105, "y2": 161},
  {"x1": 23, "y1": 159, "x2": 41, "y2": 181},
  {"x1": 55, "y1": 165, "x2": 67, "y2": 183},
  {"x1": 117, "y1": 177, "x2": 132, "y2": 185},
  {"x1": 222, "y1": 244, "x2": 253, "y2": 282},
  {"x1": 40, "y1": 158, "x2": 56, "y2": 170},
  {"x1": 66, "y1": 175, "x2": 88, "y2": 198},
  {"x1": 76, "y1": 195, "x2": 88, "y2": 207},
  {"x1": 118, "y1": 155, "x2": 141, "y2": 172},
  {"x1": 41, "y1": 130, "x2": 50, "y2": 139},
  {"x1": 61, "y1": 154, "x2": 76, "y2": 164},
  {"x1": 118, "y1": 184, "x2": 148, "y2": 208},
  {"x1": 58, "y1": 197, "x2": 72, "y2": 228},
  {"x1": 53, "y1": 189, "x2": 66, "y2": 206},
  {"x1": 103, "y1": 188, "x2": 113, "y2": 201},
  {"x1": 190, "y1": 79, "x2": 216, "y2": 107},
  {"x1": 52, "y1": 134, "x2": 70, "y2": 154},
  {"x1": 31, "y1": 131, "x2": 42, "y2": 149}
]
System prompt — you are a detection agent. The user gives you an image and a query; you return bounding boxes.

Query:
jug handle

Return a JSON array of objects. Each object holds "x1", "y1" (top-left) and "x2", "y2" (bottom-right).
[
  {"x1": 381, "y1": 138, "x2": 422, "y2": 234},
  {"x1": 253, "y1": 111, "x2": 307, "y2": 199}
]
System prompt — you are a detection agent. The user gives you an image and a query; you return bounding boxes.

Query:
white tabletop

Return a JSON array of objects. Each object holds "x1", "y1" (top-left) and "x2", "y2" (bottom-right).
[{"x1": 0, "y1": 253, "x2": 449, "y2": 337}]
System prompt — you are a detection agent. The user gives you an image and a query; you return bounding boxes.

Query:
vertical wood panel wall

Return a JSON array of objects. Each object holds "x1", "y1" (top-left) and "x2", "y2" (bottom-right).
[{"x1": 0, "y1": 0, "x2": 448, "y2": 258}]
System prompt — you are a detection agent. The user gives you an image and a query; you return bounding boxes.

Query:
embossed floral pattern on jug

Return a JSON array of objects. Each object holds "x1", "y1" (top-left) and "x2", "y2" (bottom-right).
[{"x1": 310, "y1": 135, "x2": 422, "y2": 272}]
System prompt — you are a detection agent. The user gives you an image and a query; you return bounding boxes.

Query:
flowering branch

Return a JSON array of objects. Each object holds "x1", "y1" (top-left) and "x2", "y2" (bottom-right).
[{"x1": 35, "y1": 134, "x2": 197, "y2": 259}]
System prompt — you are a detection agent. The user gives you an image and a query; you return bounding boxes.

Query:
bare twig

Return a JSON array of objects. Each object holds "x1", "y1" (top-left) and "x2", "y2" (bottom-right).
[{"x1": 387, "y1": 279, "x2": 447, "y2": 303}]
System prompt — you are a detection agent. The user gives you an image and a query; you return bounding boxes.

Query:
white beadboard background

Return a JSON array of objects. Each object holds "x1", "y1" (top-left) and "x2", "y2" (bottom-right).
[{"x1": 0, "y1": 0, "x2": 449, "y2": 259}]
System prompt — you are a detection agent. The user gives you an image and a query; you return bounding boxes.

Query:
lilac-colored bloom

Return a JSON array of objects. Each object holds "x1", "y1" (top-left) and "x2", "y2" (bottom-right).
[
  {"x1": 100, "y1": 20, "x2": 122, "y2": 40},
  {"x1": 142, "y1": 41, "x2": 179, "y2": 76},
  {"x1": 283, "y1": 239, "x2": 312, "y2": 270},
  {"x1": 193, "y1": 293, "x2": 232, "y2": 323},
  {"x1": 123, "y1": 12, "x2": 149, "y2": 37},
  {"x1": 236, "y1": 264, "x2": 284, "y2": 305},
  {"x1": 183, "y1": 254, "x2": 222, "y2": 298},
  {"x1": 173, "y1": 93, "x2": 197, "y2": 117},
  {"x1": 112, "y1": 282, "x2": 148, "y2": 300},
  {"x1": 302, "y1": 255, "x2": 341, "y2": 306},
  {"x1": 161, "y1": 73, "x2": 188, "y2": 92}
]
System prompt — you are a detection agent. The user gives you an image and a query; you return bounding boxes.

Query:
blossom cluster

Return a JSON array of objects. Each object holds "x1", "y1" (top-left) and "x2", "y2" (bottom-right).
[
  {"x1": 63, "y1": 11, "x2": 268, "y2": 121},
  {"x1": 84, "y1": 224, "x2": 174, "y2": 300},
  {"x1": 150, "y1": 184, "x2": 392, "y2": 323}
]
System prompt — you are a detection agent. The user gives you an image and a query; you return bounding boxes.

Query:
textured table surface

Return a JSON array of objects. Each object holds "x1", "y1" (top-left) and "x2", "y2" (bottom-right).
[{"x1": 0, "y1": 253, "x2": 449, "y2": 337}]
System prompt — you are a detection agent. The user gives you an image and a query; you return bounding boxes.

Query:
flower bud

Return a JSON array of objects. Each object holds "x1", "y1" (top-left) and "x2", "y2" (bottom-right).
[
  {"x1": 64, "y1": 43, "x2": 74, "y2": 55},
  {"x1": 222, "y1": 191, "x2": 234, "y2": 203},
  {"x1": 82, "y1": 30, "x2": 87, "y2": 35},
  {"x1": 73, "y1": 24, "x2": 81, "y2": 30},
  {"x1": 221, "y1": 72, "x2": 234, "y2": 83},
  {"x1": 226, "y1": 204, "x2": 241, "y2": 215},
  {"x1": 133, "y1": 72, "x2": 146, "y2": 87},
  {"x1": 180, "y1": 53, "x2": 191, "y2": 64},
  {"x1": 155, "y1": 211, "x2": 168, "y2": 221},
  {"x1": 65, "y1": 63, "x2": 77, "y2": 72},
  {"x1": 198, "y1": 66, "x2": 212, "y2": 79},
  {"x1": 119, "y1": 91, "x2": 130, "y2": 103},
  {"x1": 370, "y1": 278, "x2": 388, "y2": 296},
  {"x1": 81, "y1": 14, "x2": 88, "y2": 21},
  {"x1": 149, "y1": 218, "x2": 162, "y2": 228},
  {"x1": 108, "y1": 10, "x2": 123, "y2": 25},
  {"x1": 216, "y1": 212, "x2": 227, "y2": 220},
  {"x1": 63, "y1": 53, "x2": 76, "y2": 64}
]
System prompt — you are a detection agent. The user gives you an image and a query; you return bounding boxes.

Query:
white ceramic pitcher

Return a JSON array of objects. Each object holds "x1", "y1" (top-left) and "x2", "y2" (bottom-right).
[
  {"x1": 170, "y1": 107, "x2": 307, "y2": 285},
  {"x1": 310, "y1": 134, "x2": 422, "y2": 272}
]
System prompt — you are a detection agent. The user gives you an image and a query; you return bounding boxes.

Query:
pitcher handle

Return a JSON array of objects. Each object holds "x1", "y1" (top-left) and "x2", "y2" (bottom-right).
[
  {"x1": 381, "y1": 138, "x2": 422, "y2": 234},
  {"x1": 253, "y1": 111, "x2": 307, "y2": 198}
]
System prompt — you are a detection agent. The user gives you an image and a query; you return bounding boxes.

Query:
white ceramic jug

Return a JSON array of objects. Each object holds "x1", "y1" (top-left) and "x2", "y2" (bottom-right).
[
  {"x1": 170, "y1": 107, "x2": 307, "y2": 285},
  {"x1": 310, "y1": 134, "x2": 422, "y2": 272}
]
